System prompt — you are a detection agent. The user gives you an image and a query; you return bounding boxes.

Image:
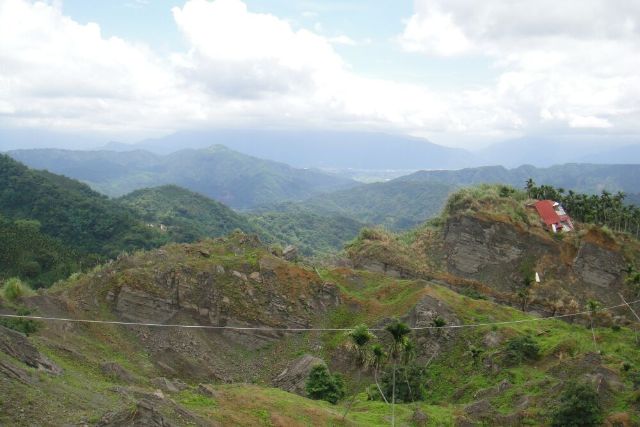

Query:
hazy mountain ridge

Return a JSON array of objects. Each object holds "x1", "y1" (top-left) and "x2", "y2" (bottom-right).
[
  {"x1": 112, "y1": 129, "x2": 478, "y2": 169},
  {"x1": 398, "y1": 163, "x2": 640, "y2": 195},
  {"x1": 8, "y1": 145, "x2": 357, "y2": 209}
]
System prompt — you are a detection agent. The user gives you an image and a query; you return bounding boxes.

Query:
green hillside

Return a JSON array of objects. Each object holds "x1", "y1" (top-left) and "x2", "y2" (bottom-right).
[
  {"x1": 0, "y1": 155, "x2": 167, "y2": 286},
  {"x1": 0, "y1": 216, "x2": 79, "y2": 288},
  {"x1": 118, "y1": 185, "x2": 259, "y2": 242},
  {"x1": 299, "y1": 180, "x2": 456, "y2": 231},
  {"x1": 247, "y1": 203, "x2": 365, "y2": 256}
]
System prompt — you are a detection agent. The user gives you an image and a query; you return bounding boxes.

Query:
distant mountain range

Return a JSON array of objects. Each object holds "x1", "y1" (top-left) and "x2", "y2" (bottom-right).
[
  {"x1": 8, "y1": 145, "x2": 356, "y2": 209},
  {"x1": 2, "y1": 128, "x2": 639, "y2": 169},
  {"x1": 103, "y1": 129, "x2": 477, "y2": 170},
  {"x1": 398, "y1": 163, "x2": 640, "y2": 195}
]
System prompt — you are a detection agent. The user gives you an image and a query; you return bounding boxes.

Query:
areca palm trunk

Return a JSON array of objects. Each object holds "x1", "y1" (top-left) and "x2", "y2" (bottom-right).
[
  {"x1": 374, "y1": 368, "x2": 388, "y2": 404},
  {"x1": 391, "y1": 360, "x2": 396, "y2": 427}
]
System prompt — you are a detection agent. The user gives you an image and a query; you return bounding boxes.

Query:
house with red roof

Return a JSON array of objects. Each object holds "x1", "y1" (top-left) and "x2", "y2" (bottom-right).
[{"x1": 533, "y1": 200, "x2": 574, "y2": 233}]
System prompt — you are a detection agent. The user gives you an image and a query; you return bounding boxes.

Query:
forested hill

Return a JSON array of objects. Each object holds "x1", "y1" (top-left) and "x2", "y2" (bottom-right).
[
  {"x1": 9, "y1": 145, "x2": 357, "y2": 209},
  {"x1": 288, "y1": 180, "x2": 456, "y2": 231},
  {"x1": 0, "y1": 155, "x2": 167, "y2": 285},
  {"x1": 397, "y1": 163, "x2": 640, "y2": 194},
  {"x1": 118, "y1": 185, "x2": 259, "y2": 242}
]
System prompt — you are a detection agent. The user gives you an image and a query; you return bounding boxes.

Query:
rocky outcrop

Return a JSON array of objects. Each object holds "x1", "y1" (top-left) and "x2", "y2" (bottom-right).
[
  {"x1": 151, "y1": 377, "x2": 187, "y2": 393},
  {"x1": 0, "y1": 359, "x2": 32, "y2": 384},
  {"x1": 0, "y1": 326, "x2": 61, "y2": 375},
  {"x1": 109, "y1": 254, "x2": 340, "y2": 343},
  {"x1": 405, "y1": 295, "x2": 461, "y2": 359},
  {"x1": 97, "y1": 400, "x2": 174, "y2": 427},
  {"x1": 114, "y1": 286, "x2": 176, "y2": 323},
  {"x1": 443, "y1": 215, "x2": 554, "y2": 292},
  {"x1": 573, "y1": 242, "x2": 626, "y2": 289},
  {"x1": 282, "y1": 245, "x2": 298, "y2": 261},
  {"x1": 273, "y1": 354, "x2": 325, "y2": 396}
]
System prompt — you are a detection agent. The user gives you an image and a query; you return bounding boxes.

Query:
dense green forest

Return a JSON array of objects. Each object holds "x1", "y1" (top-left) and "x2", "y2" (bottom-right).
[
  {"x1": 118, "y1": 185, "x2": 259, "y2": 242},
  {"x1": 247, "y1": 204, "x2": 364, "y2": 256},
  {"x1": 297, "y1": 180, "x2": 456, "y2": 231},
  {"x1": 0, "y1": 215, "x2": 79, "y2": 288},
  {"x1": 0, "y1": 155, "x2": 168, "y2": 286}
]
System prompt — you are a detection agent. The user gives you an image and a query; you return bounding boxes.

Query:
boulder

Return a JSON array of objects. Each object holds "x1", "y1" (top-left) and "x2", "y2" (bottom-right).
[
  {"x1": 101, "y1": 362, "x2": 134, "y2": 383},
  {"x1": 282, "y1": 245, "x2": 298, "y2": 261},
  {"x1": 273, "y1": 354, "x2": 325, "y2": 396},
  {"x1": 411, "y1": 408, "x2": 429, "y2": 426},
  {"x1": 97, "y1": 399, "x2": 174, "y2": 427},
  {"x1": 197, "y1": 383, "x2": 219, "y2": 398},
  {"x1": 151, "y1": 377, "x2": 187, "y2": 393}
]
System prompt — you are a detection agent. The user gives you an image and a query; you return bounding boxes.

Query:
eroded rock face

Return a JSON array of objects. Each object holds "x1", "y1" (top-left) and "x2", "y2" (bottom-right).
[
  {"x1": 110, "y1": 256, "x2": 341, "y2": 340},
  {"x1": 573, "y1": 242, "x2": 626, "y2": 289},
  {"x1": 443, "y1": 216, "x2": 554, "y2": 292},
  {"x1": 115, "y1": 286, "x2": 176, "y2": 323},
  {"x1": 273, "y1": 354, "x2": 325, "y2": 396},
  {"x1": 0, "y1": 326, "x2": 61, "y2": 375},
  {"x1": 99, "y1": 249, "x2": 342, "y2": 382}
]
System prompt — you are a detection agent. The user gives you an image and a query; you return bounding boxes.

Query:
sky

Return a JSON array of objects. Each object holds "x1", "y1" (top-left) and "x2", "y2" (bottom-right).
[{"x1": 0, "y1": 0, "x2": 639, "y2": 149}]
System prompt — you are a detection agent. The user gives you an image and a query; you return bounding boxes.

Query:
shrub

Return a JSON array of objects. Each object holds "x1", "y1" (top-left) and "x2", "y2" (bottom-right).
[
  {"x1": 1, "y1": 278, "x2": 35, "y2": 302},
  {"x1": 432, "y1": 316, "x2": 446, "y2": 328},
  {"x1": 0, "y1": 307, "x2": 39, "y2": 335},
  {"x1": 504, "y1": 335, "x2": 540, "y2": 365},
  {"x1": 305, "y1": 365, "x2": 346, "y2": 404},
  {"x1": 460, "y1": 287, "x2": 487, "y2": 300},
  {"x1": 550, "y1": 382, "x2": 602, "y2": 427},
  {"x1": 379, "y1": 364, "x2": 427, "y2": 403}
]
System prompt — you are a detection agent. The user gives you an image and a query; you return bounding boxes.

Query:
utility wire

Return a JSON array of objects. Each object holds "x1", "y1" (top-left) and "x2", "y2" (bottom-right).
[{"x1": 1, "y1": 298, "x2": 638, "y2": 332}]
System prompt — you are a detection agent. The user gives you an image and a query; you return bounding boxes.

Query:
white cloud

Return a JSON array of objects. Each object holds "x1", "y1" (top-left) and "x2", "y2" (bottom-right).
[
  {"x1": 1, "y1": 0, "x2": 501, "y2": 140},
  {"x1": 399, "y1": 0, "x2": 640, "y2": 134},
  {"x1": 0, "y1": 0, "x2": 638, "y2": 146},
  {"x1": 0, "y1": 0, "x2": 200, "y2": 133}
]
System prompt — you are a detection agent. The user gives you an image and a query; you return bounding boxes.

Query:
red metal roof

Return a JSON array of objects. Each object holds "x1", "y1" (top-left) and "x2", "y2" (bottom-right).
[{"x1": 534, "y1": 200, "x2": 562, "y2": 226}]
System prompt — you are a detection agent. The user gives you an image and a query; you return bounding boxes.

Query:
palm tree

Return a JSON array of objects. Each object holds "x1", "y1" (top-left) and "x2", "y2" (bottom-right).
[
  {"x1": 517, "y1": 287, "x2": 530, "y2": 312},
  {"x1": 371, "y1": 344, "x2": 388, "y2": 404},
  {"x1": 586, "y1": 299, "x2": 601, "y2": 352},
  {"x1": 343, "y1": 324, "x2": 375, "y2": 420},
  {"x1": 385, "y1": 319, "x2": 411, "y2": 427},
  {"x1": 525, "y1": 178, "x2": 535, "y2": 198}
]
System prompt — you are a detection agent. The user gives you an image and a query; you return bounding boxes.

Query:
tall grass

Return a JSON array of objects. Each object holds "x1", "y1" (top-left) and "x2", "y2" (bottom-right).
[{"x1": 1, "y1": 277, "x2": 35, "y2": 302}]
